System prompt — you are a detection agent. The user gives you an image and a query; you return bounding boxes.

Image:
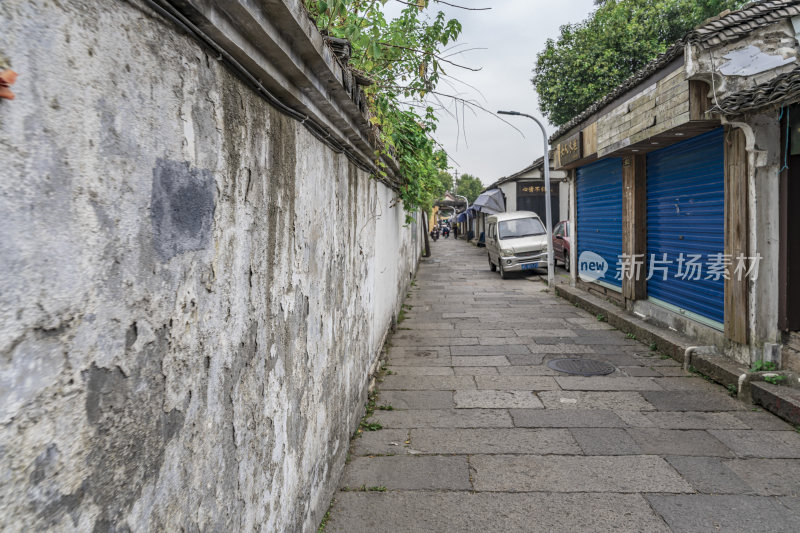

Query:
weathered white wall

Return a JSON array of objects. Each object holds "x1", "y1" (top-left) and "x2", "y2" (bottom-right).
[
  {"x1": 743, "y1": 113, "x2": 782, "y2": 362},
  {"x1": 370, "y1": 185, "x2": 420, "y2": 356},
  {"x1": 499, "y1": 182, "x2": 517, "y2": 211},
  {"x1": 559, "y1": 181, "x2": 570, "y2": 223},
  {"x1": 0, "y1": 1, "x2": 418, "y2": 531}
]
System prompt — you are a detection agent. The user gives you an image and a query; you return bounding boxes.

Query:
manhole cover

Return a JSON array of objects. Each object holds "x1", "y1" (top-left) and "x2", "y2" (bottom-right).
[{"x1": 547, "y1": 358, "x2": 616, "y2": 376}]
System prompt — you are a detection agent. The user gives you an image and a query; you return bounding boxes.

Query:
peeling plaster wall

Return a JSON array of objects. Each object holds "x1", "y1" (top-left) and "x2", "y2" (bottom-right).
[
  {"x1": 741, "y1": 113, "x2": 782, "y2": 360},
  {"x1": 688, "y1": 21, "x2": 800, "y2": 98},
  {"x1": 0, "y1": 1, "x2": 418, "y2": 531}
]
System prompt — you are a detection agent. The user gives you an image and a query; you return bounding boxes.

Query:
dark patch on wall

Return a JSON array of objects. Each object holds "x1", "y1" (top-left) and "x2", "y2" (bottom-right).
[
  {"x1": 348, "y1": 162, "x2": 359, "y2": 271},
  {"x1": 221, "y1": 83, "x2": 245, "y2": 202},
  {"x1": 263, "y1": 107, "x2": 297, "y2": 294},
  {"x1": 29, "y1": 444, "x2": 59, "y2": 486},
  {"x1": 27, "y1": 443, "x2": 84, "y2": 528},
  {"x1": 150, "y1": 159, "x2": 216, "y2": 261},
  {"x1": 99, "y1": 98, "x2": 136, "y2": 157},
  {"x1": 80, "y1": 327, "x2": 185, "y2": 529},
  {"x1": 91, "y1": 519, "x2": 132, "y2": 533},
  {"x1": 216, "y1": 321, "x2": 261, "y2": 532},
  {"x1": 124, "y1": 322, "x2": 137, "y2": 351}
]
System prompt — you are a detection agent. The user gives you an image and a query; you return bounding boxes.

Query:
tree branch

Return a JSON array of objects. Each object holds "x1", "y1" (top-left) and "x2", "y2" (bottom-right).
[
  {"x1": 377, "y1": 42, "x2": 482, "y2": 71},
  {"x1": 394, "y1": 0, "x2": 492, "y2": 11}
]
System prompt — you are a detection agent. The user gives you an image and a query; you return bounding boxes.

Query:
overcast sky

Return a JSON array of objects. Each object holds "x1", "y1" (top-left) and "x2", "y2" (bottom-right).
[{"x1": 386, "y1": 0, "x2": 597, "y2": 185}]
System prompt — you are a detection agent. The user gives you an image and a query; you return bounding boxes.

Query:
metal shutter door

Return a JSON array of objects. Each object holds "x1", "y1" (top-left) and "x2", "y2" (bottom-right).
[
  {"x1": 577, "y1": 158, "x2": 623, "y2": 289},
  {"x1": 646, "y1": 128, "x2": 725, "y2": 326}
]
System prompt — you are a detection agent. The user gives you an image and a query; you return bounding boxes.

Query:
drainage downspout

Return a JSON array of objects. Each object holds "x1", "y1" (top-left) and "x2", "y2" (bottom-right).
[
  {"x1": 683, "y1": 346, "x2": 704, "y2": 371},
  {"x1": 682, "y1": 346, "x2": 718, "y2": 370},
  {"x1": 684, "y1": 345, "x2": 750, "y2": 399}
]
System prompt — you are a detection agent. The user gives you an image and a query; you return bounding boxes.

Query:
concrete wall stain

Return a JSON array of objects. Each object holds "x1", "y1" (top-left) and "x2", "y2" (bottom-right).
[
  {"x1": 82, "y1": 327, "x2": 186, "y2": 529},
  {"x1": 150, "y1": 159, "x2": 216, "y2": 261}
]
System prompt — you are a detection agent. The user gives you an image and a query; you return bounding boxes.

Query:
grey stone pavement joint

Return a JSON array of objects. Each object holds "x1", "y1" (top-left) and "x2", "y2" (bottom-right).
[{"x1": 325, "y1": 238, "x2": 800, "y2": 531}]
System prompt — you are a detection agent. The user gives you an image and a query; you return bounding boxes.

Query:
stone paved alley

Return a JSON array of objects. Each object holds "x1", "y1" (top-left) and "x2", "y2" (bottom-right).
[{"x1": 325, "y1": 238, "x2": 800, "y2": 533}]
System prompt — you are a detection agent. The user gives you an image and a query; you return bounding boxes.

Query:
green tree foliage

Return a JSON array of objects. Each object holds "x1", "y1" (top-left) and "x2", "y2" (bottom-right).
[
  {"x1": 436, "y1": 171, "x2": 453, "y2": 194},
  {"x1": 456, "y1": 173, "x2": 483, "y2": 203},
  {"x1": 304, "y1": 0, "x2": 463, "y2": 218},
  {"x1": 532, "y1": 0, "x2": 744, "y2": 126}
]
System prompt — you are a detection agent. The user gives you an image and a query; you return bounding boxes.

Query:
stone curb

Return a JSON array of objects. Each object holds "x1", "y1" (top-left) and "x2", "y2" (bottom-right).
[
  {"x1": 554, "y1": 284, "x2": 800, "y2": 427},
  {"x1": 690, "y1": 353, "x2": 747, "y2": 390},
  {"x1": 554, "y1": 285, "x2": 690, "y2": 362},
  {"x1": 751, "y1": 381, "x2": 800, "y2": 424}
]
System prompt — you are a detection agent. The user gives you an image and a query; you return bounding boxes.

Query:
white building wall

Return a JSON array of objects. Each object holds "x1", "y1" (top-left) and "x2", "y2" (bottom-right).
[{"x1": 0, "y1": 1, "x2": 420, "y2": 531}]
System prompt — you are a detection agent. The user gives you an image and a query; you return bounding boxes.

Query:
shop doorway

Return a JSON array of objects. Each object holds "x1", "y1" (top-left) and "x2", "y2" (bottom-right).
[{"x1": 780, "y1": 104, "x2": 800, "y2": 331}]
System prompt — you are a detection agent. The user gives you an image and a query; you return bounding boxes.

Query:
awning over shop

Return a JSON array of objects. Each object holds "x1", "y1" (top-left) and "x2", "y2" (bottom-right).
[
  {"x1": 473, "y1": 189, "x2": 505, "y2": 214},
  {"x1": 456, "y1": 207, "x2": 478, "y2": 223}
]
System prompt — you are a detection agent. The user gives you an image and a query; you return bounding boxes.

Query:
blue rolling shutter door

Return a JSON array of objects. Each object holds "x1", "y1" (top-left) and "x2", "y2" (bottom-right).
[
  {"x1": 646, "y1": 128, "x2": 725, "y2": 326},
  {"x1": 577, "y1": 158, "x2": 623, "y2": 289}
]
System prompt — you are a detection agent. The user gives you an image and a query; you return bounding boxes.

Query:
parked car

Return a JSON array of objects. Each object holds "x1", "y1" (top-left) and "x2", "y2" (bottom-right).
[
  {"x1": 485, "y1": 211, "x2": 548, "y2": 279},
  {"x1": 552, "y1": 220, "x2": 572, "y2": 271}
]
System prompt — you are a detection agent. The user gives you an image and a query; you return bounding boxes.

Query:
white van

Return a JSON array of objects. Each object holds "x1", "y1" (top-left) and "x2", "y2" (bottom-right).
[{"x1": 485, "y1": 211, "x2": 548, "y2": 279}]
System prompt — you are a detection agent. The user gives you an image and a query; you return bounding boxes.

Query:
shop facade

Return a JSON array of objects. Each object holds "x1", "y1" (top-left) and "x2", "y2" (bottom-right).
[{"x1": 551, "y1": 0, "x2": 800, "y2": 368}]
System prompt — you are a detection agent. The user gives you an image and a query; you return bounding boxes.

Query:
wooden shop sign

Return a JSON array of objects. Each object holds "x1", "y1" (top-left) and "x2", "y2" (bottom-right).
[{"x1": 556, "y1": 131, "x2": 582, "y2": 166}]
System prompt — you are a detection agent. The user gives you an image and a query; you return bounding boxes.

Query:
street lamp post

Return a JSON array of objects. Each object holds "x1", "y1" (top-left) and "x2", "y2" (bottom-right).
[
  {"x1": 497, "y1": 110, "x2": 555, "y2": 288},
  {"x1": 451, "y1": 192, "x2": 470, "y2": 239}
]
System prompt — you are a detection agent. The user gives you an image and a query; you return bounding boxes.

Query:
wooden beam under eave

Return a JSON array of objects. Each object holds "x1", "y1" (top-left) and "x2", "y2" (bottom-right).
[
  {"x1": 724, "y1": 126, "x2": 749, "y2": 344},
  {"x1": 689, "y1": 80, "x2": 710, "y2": 121},
  {"x1": 622, "y1": 154, "x2": 647, "y2": 301}
]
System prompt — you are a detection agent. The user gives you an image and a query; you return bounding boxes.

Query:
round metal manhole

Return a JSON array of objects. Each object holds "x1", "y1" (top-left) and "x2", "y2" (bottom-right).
[{"x1": 547, "y1": 358, "x2": 616, "y2": 376}]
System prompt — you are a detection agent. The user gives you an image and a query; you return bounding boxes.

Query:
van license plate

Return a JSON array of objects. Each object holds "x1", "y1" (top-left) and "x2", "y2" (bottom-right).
[{"x1": 521, "y1": 263, "x2": 539, "y2": 270}]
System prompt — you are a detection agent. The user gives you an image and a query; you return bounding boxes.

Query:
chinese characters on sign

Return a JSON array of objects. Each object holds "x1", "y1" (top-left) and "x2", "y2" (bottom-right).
[
  {"x1": 556, "y1": 131, "x2": 582, "y2": 166},
  {"x1": 521, "y1": 185, "x2": 546, "y2": 194},
  {"x1": 613, "y1": 253, "x2": 763, "y2": 282}
]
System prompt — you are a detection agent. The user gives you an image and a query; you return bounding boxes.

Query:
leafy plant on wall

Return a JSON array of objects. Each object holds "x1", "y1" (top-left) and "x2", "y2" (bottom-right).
[{"x1": 304, "y1": 0, "x2": 468, "y2": 220}]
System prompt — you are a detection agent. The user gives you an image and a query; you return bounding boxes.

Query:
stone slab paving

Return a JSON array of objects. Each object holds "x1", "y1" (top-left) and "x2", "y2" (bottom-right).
[
  {"x1": 665, "y1": 456, "x2": 755, "y2": 495},
  {"x1": 724, "y1": 458, "x2": 800, "y2": 495},
  {"x1": 410, "y1": 428, "x2": 580, "y2": 455},
  {"x1": 645, "y1": 494, "x2": 799, "y2": 532},
  {"x1": 471, "y1": 454, "x2": 693, "y2": 493},
  {"x1": 454, "y1": 389, "x2": 544, "y2": 409},
  {"x1": 328, "y1": 492, "x2": 672, "y2": 533},
  {"x1": 378, "y1": 390, "x2": 454, "y2": 410},
  {"x1": 325, "y1": 238, "x2": 800, "y2": 532},
  {"x1": 453, "y1": 366, "x2": 499, "y2": 375},
  {"x1": 475, "y1": 375, "x2": 558, "y2": 390},
  {"x1": 510, "y1": 408, "x2": 628, "y2": 428},
  {"x1": 341, "y1": 456, "x2": 471, "y2": 490}
]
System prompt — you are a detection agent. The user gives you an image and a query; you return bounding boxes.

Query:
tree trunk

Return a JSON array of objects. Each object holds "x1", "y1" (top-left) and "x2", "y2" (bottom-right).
[{"x1": 422, "y1": 211, "x2": 431, "y2": 257}]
